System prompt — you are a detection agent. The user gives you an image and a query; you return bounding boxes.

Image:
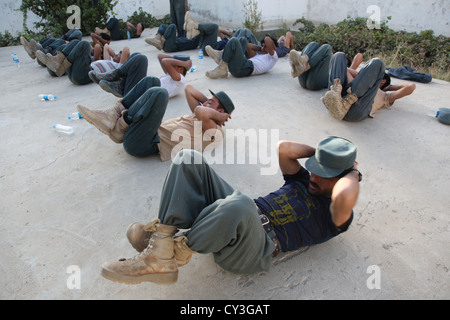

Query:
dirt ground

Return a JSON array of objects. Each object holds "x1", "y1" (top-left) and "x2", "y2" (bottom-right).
[{"x1": 0, "y1": 28, "x2": 448, "y2": 300}]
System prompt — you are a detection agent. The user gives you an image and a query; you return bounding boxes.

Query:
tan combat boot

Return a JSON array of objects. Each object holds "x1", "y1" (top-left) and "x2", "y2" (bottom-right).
[
  {"x1": 44, "y1": 51, "x2": 72, "y2": 77},
  {"x1": 35, "y1": 50, "x2": 49, "y2": 67},
  {"x1": 205, "y1": 45, "x2": 223, "y2": 65},
  {"x1": 101, "y1": 219, "x2": 179, "y2": 285},
  {"x1": 322, "y1": 79, "x2": 358, "y2": 120},
  {"x1": 145, "y1": 35, "x2": 165, "y2": 51},
  {"x1": 173, "y1": 236, "x2": 197, "y2": 267},
  {"x1": 20, "y1": 36, "x2": 36, "y2": 59},
  {"x1": 77, "y1": 100, "x2": 126, "y2": 136},
  {"x1": 205, "y1": 61, "x2": 229, "y2": 79},
  {"x1": 127, "y1": 222, "x2": 153, "y2": 252},
  {"x1": 127, "y1": 223, "x2": 197, "y2": 266},
  {"x1": 184, "y1": 11, "x2": 200, "y2": 39},
  {"x1": 109, "y1": 115, "x2": 129, "y2": 144},
  {"x1": 289, "y1": 50, "x2": 310, "y2": 78}
]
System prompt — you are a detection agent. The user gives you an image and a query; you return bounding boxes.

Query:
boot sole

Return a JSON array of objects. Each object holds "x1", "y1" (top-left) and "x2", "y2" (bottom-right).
[
  {"x1": 289, "y1": 51, "x2": 302, "y2": 77},
  {"x1": 205, "y1": 72, "x2": 228, "y2": 79},
  {"x1": 36, "y1": 51, "x2": 47, "y2": 67},
  {"x1": 184, "y1": 13, "x2": 200, "y2": 39},
  {"x1": 76, "y1": 105, "x2": 112, "y2": 136},
  {"x1": 289, "y1": 51, "x2": 308, "y2": 77},
  {"x1": 101, "y1": 267, "x2": 178, "y2": 285},
  {"x1": 20, "y1": 37, "x2": 36, "y2": 59},
  {"x1": 88, "y1": 71, "x2": 100, "y2": 84},
  {"x1": 45, "y1": 55, "x2": 68, "y2": 77},
  {"x1": 205, "y1": 46, "x2": 222, "y2": 65},
  {"x1": 45, "y1": 56, "x2": 60, "y2": 74},
  {"x1": 183, "y1": 12, "x2": 190, "y2": 31},
  {"x1": 99, "y1": 81, "x2": 124, "y2": 98},
  {"x1": 145, "y1": 38, "x2": 162, "y2": 50},
  {"x1": 205, "y1": 69, "x2": 228, "y2": 79},
  {"x1": 323, "y1": 91, "x2": 346, "y2": 120}
]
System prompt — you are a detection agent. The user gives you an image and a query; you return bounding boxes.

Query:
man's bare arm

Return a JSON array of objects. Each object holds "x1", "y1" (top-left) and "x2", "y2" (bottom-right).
[
  {"x1": 185, "y1": 84, "x2": 207, "y2": 113},
  {"x1": 263, "y1": 36, "x2": 276, "y2": 56},
  {"x1": 194, "y1": 106, "x2": 230, "y2": 132},
  {"x1": 247, "y1": 43, "x2": 262, "y2": 58},
  {"x1": 277, "y1": 141, "x2": 315, "y2": 175},
  {"x1": 330, "y1": 165, "x2": 360, "y2": 227}
]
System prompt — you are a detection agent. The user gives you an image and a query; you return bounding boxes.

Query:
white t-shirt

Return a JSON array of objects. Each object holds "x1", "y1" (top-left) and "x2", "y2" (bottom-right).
[
  {"x1": 159, "y1": 73, "x2": 186, "y2": 98},
  {"x1": 90, "y1": 59, "x2": 121, "y2": 73},
  {"x1": 250, "y1": 51, "x2": 278, "y2": 75}
]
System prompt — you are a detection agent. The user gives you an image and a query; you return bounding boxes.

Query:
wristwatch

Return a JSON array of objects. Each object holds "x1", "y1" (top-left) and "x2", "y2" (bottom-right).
[{"x1": 350, "y1": 169, "x2": 363, "y2": 182}]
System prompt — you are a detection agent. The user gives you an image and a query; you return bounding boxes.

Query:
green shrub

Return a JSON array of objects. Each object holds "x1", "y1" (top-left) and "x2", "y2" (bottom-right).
[
  {"x1": 20, "y1": 0, "x2": 118, "y2": 37},
  {"x1": 0, "y1": 31, "x2": 20, "y2": 47},
  {"x1": 291, "y1": 17, "x2": 450, "y2": 81},
  {"x1": 127, "y1": 7, "x2": 171, "y2": 29}
]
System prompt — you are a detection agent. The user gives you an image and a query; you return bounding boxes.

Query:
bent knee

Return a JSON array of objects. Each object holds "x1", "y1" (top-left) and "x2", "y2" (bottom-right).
[{"x1": 370, "y1": 58, "x2": 385, "y2": 70}]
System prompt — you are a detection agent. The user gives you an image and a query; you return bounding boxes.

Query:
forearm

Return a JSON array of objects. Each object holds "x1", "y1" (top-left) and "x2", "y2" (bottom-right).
[
  {"x1": 347, "y1": 68, "x2": 359, "y2": 78},
  {"x1": 193, "y1": 106, "x2": 225, "y2": 133},
  {"x1": 158, "y1": 53, "x2": 172, "y2": 73},
  {"x1": 120, "y1": 47, "x2": 131, "y2": 64},
  {"x1": 330, "y1": 170, "x2": 360, "y2": 227},
  {"x1": 387, "y1": 83, "x2": 416, "y2": 104},
  {"x1": 219, "y1": 27, "x2": 233, "y2": 38},
  {"x1": 247, "y1": 43, "x2": 262, "y2": 57},
  {"x1": 185, "y1": 84, "x2": 207, "y2": 113},
  {"x1": 277, "y1": 141, "x2": 315, "y2": 175},
  {"x1": 161, "y1": 58, "x2": 188, "y2": 81},
  {"x1": 194, "y1": 106, "x2": 223, "y2": 122},
  {"x1": 264, "y1": 36, "x2": 276, "y2": 56}
]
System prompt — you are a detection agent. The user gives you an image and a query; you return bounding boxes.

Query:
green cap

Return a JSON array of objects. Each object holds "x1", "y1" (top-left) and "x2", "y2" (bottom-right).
[
  {"x1": 209, "y1": 90, "x2": 235, "y2": 114},
  {"x1": 305, "y1": 137, "x2": 357, "y2": 178}
]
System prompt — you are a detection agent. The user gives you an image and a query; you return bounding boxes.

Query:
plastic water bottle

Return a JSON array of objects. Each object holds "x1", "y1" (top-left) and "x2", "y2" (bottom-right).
[
  {"x1": 189, "y1": 66, "x2": 197, "y2": 73},
  {"x1": 53, "y1": 124, "x2": 74, "y2": 135},
  {"x1": 198, "y1": 49, "x2": 203, "y2": 64},
  {"x1": 11, "y1": 52, "x2": 20, "y2": 68},
  {"x1": 39, "y1": 94, "x2": 57, "y2": 101},
  {"x1": 428, "y1": 108, "x2": 450, "y2": 125},
  {"x1": 68, "y1": 112, "x2": 83, "y2": 120},
  {"x1": 127, "y1": 30, "x2": 131, "y2": 40},
  {"x1": 437, "y1": 108, "x2": 450, "y2": 124}
]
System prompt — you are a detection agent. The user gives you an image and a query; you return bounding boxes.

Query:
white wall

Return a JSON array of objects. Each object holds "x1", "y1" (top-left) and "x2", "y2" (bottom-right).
[
  {"x1": 187, "y1": 0, "x2": 450, "y2": 36},
  {"x1": 0, "y1": 0, "x2": 41, "y2": 35},
  {"x1": 112, "y1": 0, "x2": 169, "y2": 21},
  {"x1": 303, "y1": 0, "x2": 450, "y2": 36},
  {"x1": 186, "y1": 0, "x2": 305, "y2": 29},
  {"x1": 2, "y1": 0, "x2": 449, "y2": 36}
]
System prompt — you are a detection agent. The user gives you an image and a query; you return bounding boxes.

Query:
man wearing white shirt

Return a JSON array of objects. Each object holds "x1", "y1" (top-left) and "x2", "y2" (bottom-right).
[
  {"x1": 157, "y1": 53, "x2": 191, "y2": 98},
  {"x1": 90, "y1": 45, "x2": 131, "y2": 74},
  {"x1": 205, "y1": 35, "x2": 278, "y2": 79},
  {"x1": 89, "y1": 53, "x2": 191, "y2": 99}
]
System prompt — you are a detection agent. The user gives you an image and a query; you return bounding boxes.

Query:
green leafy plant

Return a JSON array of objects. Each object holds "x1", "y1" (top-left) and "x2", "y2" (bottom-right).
[
  {"x1": 127, "y1": 7, "x2": 171, "y2": 28},
  {"x1": 20, "y1": 0, "x2": 118, "y2": 37},
  {"x1": 242, "y1": 0, "x2": 263, "y2": 34},
  {"x1": 0, "y1": 31, "x2": 21, "y2": 47},
  {"x1": 291, "y1": 17, "x2": 450, "y2": 81}
]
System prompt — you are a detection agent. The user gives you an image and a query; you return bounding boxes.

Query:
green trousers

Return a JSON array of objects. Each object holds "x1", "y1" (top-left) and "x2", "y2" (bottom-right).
[{"x1": 158, "y1": 150, "x2": 275, "y2": 274}]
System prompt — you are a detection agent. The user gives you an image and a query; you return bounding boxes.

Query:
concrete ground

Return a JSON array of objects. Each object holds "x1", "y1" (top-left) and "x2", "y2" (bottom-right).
[{"x1": 0, "y1": 27, "x2": 449, "y2": 300}]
